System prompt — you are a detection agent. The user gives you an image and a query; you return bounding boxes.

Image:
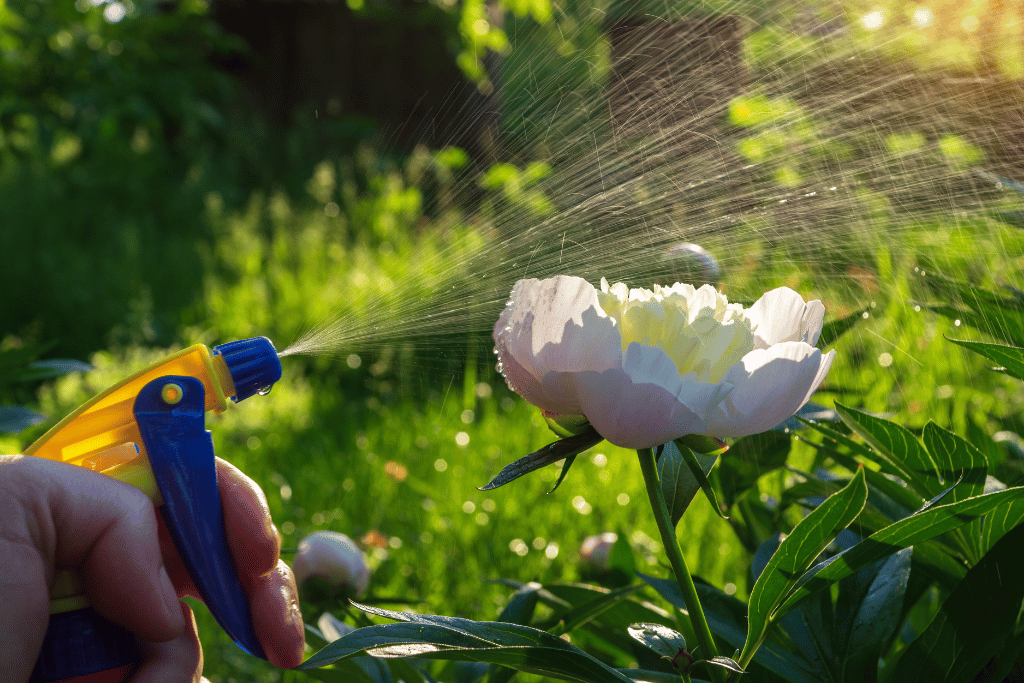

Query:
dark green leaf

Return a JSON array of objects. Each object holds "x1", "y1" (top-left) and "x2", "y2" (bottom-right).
[
  {"x1": 888, "y1": 522, "x2": 1024, "y2": 682},
  {"x1": 548, "y1": 455, "x2": 578, "y2": 493},
  {"x1": 707, "y1": 657, "x2": 744, "y2": 674},
  {"x1": 479, "y1": 428, "x2": 603, "y2": 490},
  {"x1": 658, "y1": 440, "x2": 717, "y2": 526},
  {"x1": 741, "y1": 468, "x2": 868, "y2": 664},
  {"x1": 627, "y1": 623, "x2": 686, "y2": 660},
  {"x1": 300, "y1": 603, "x2": 635, "y2": 683},
  {"x1": 497, "y1": 582, "x2": 540, "y2": 625},
  {"x1": 617, "y1": 669, "x2": 699, "y2": 683},
  {"x1": 796, "y1": 420, "x2": 926, "y2": 513},
  {"x1": 606, "y1": 535, "x2": 636, "y2": 582},
  {"x1": 673, "y1": 439, "x2": 726, "y2": 519},
  {"x1": 947, "y1": 337, "x2": 1024, "y2": 380},
  {"x1": 818, "y1": 307, "x2": 868, "y2": 349},
  {"x1": 535, "y1": 583, "x2": 673, "y2": 633},
  {"x1": 639, "y1": 573, "x2": 821, "y2": 683},
  {"x1": 917, "y1": 277, "x2": 1024, "y2": 347},
  {"x1": 921, "y1": 422, "x2": 988, "y2": 500},
  {"x1": 553, "y1": 584, "x2": 644, "y2": 634},
  {"x1": 716, "y1": 431, "x2": 791, "y2": 510},
  {"x1": 979, "y1": 495, "x2": 1024, "y2": 555},
  {"x1": 842, "y1": 547, "x2": 913, "y2": 682},
  {"x1": 0, "y1": 405, "x2": 46, "y2": 433},
  {"x1": 834, "y1": 403, "x2": 937, "y2": 496},
  {"x1": 775, "y1": 486, "x2": 1024, "y2": 618},
  {"x1": 774, "y1": 402, "x2": 839, "y2": 433}
]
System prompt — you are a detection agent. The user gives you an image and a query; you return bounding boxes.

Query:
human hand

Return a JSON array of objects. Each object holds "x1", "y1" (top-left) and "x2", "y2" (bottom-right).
[{"x1": 0, "y1": 453, "x2": 305, "y2": 682}]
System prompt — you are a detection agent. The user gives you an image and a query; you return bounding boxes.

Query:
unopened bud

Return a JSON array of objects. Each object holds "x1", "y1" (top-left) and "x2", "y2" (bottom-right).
[
  {"x1": 579, "y1": 532, "x2": 618, "y2": 570},
  {"x1": 293, "y1": 531, "x2": 370, "y2": 599}
]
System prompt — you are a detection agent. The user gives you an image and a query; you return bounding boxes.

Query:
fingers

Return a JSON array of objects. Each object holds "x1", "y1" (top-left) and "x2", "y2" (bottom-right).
[
  {"x1": 247, "y1": 559, "x2": 306, "y2": 669},
  {"x1": 158, "y1": 458, "x2": 281, "y2": 598},
  {"x1": 3, "y1": 456, "x2": 186, "y2": 644},
  {"x1": 215, "y1": 458, "x2": 281, "y2": 578},
  {"x1": 132, "y1": 601, "x2": 203, "y2": 683},
  {"x1": 158, "y1": 458, "x2": 304, "y2": 667},
  {"x1": 216, "y1": 459, "x2": 304, "y2": 666}
]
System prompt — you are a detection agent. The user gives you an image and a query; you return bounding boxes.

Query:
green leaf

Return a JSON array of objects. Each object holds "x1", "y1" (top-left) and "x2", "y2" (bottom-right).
[
  {"x1": 606, "y1": 534, "x2": 636, "y2": 584},
  {"x1": 553, "y1": 584, "x2": 644, "y2": 635},
  {"x1": 946, "y1": 337, "x2": 1024, "y2": 380},
  {"x1": 917, "y1": 278, "x2": 1024, "y2": 347},
  {"x1": 627, "y1": 622, "x2": 687, "y2": 660},
  {"x1": 979, "y1": 495, "x2": 1024, "y2": 555},
  {"x1": 639, "y1": 573, "x2": 821, "y2": 683},
  {"x1": 300, "y1": 603, "x2": 635, "y2": 683},
  {"x1": 921, "y1": 422, "x2": 989, "y2": 499},
  {"x1": 888, "y1": 521, "x2": 1024, "y2": 682},
  {"x1": 741, "y1": 468, "x2": 868, "y2": 664},
  {"x1": 617, "y1": 669, "x2": 698, "y2": 683},
  {"x1": 658, "y1": 440, "x2": 720, "y2": 525},
  {"x1": 0, "y1": 405, "x2": 46, "y2": 433},
  {"x1": 489, "y1": 583, "x2": 540, "y2": 682},
  {"x1": 534, "y1": 583, "x2": 673, "y2": 633},
  {"x1": 775, "y1": 486, "x2": 1024, "y2": 618},
  {"x1": 834, "y1": 403, "x2": 939, "y2": 496},
  {"x1": 673, "y1": 439, "x2": 727, "y2": 519},
  {"x1": 842, "y1": 547, "x2": 913, "y2": 682},
  {"x1": 548, "y1": 455, "x2": 578, "y2": 493},
  {"x1": 716, "y1": 431, "x2": 791, "y2": 510},
  {"x1": 707, "y1": 657, "x2": 744, "y2": 674},
  {"x1": 818, "y1": 307, "x2": 868, "y2": 349},
  {"x1": 479, "y1": 428, "x2": 603, "y2": 490},
  {"x1": 793, "y1": 424, "x2": 925, "y2": 514},
  {"x1": 497, "y1": 584, "x2": 538, "y2": 627}
]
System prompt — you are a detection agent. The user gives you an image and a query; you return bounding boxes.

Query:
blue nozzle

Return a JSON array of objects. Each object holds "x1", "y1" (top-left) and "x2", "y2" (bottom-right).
[{"x1": 213, "y1": 337, "x2": 282, "y2": 402}]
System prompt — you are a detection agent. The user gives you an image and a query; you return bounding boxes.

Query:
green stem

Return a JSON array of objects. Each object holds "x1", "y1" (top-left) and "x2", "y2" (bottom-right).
[{"x1": 637, "y1": 447, "x2": 726, "y2": 683}]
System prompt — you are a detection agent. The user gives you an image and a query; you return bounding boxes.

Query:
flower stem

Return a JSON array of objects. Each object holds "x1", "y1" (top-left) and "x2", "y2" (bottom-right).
[{"x1": 637, "y1": 447, "x2": 726, "y2": 683}]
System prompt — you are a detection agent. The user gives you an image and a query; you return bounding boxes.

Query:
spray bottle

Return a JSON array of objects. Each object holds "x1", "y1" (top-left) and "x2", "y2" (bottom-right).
[{"x1": 23, "y1": 337, "x2": 283, "y2": 683}]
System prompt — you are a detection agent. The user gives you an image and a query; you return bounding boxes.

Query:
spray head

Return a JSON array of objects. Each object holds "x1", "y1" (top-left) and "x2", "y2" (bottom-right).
[{"x1": 213, "y1": 337, "x2": 283, "y2": 402}]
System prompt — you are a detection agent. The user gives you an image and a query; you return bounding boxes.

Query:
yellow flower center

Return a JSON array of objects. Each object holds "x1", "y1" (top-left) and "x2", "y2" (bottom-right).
[{"x1": 597, "y1": 278, "x2": 755, "y2": 383}]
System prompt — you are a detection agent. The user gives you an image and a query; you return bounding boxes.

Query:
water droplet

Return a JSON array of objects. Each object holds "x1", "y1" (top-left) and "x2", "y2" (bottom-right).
[{"x1": 257, "y1": 386, "x2": 272, "y2": 396}]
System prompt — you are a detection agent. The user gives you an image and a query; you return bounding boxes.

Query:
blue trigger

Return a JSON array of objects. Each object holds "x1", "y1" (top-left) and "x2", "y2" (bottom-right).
[{"x1": 134, "y1": 376, "x2": 267, "y2": 660}]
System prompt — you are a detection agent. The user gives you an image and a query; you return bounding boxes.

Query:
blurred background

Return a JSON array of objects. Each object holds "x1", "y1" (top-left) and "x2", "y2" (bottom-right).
[{"x1": 2, "y1": 0, "x2": 1024, "y2": 680}]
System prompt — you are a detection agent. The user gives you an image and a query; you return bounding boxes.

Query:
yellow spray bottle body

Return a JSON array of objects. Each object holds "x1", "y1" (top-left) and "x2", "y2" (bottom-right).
[{"x1": 25, "y1": 343, "x2": 237, "y2": 499}]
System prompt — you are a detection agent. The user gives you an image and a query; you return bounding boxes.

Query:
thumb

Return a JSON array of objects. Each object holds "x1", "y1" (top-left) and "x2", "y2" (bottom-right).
[{"x1": 0, "y1": 455, "x2": 186, "y2": 679}]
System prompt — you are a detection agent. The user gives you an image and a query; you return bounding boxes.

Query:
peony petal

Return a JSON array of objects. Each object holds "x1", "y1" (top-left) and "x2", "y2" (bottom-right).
[
  {"x1": 495, "y1": 276, "x2": 622, "y2": 371},
  {"x1": 572, "y1": 343, "x2": 730, "y2": 449},
  {"x1": 747, "y1": 287, "x2": 826, "y2": 349},
  {"x1": 494, "y1": 331, "x2": 564, "y2": 412},
  {"x1": 494, "y1": 276, "x2": 623, "y2": 413},
  {"x1": 703, "y1": 341, "x2": 831, "y2": 438}
]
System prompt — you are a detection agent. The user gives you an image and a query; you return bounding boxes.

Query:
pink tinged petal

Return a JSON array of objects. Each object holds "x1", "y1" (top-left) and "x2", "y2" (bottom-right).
[
  {"x1": 494, "y1": 276, "x2": 623, "y2": 413},
  {"x1": 703, "y1": 342, "x2": 833, "y2": 438},
  {"x1": 572, "y1": 343, "x2": 729, "y2": 449},
  {"x1": 748, "y1": 287, "x2": 826, "y2": 349}
]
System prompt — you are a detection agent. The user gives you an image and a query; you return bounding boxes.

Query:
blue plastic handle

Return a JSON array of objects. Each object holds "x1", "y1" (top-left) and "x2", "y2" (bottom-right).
[{"x1": 134, "y1": 375, "x2": 266, "y2": 659}]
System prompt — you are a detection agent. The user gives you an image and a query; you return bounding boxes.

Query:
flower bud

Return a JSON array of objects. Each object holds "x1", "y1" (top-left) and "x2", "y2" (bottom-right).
[
  {"x1": 579, "y1": 532, "x2": 618, "y2": 571},
  {"x1": 293, "y1": 531, "x2": 370, "y2": 599}
]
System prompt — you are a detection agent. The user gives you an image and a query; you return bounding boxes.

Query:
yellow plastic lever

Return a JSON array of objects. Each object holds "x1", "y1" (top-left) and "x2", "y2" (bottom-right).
[{"x1": 25, "y1": 344, "x2": 237, "y2": 502}]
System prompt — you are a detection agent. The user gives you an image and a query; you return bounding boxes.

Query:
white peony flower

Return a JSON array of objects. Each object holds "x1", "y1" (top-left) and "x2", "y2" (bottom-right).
[
  {"x1": 493, "y1": 275, "x2": 834, "y2": 449},
  {"x1": 293, "y1": 531, "x2": 370, "y2": 598}
]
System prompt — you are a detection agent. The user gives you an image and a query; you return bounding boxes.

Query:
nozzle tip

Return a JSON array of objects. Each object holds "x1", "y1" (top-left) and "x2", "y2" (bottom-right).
[{"x1": 213, "y1": 337, "x2": 283, "y2": 402}]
